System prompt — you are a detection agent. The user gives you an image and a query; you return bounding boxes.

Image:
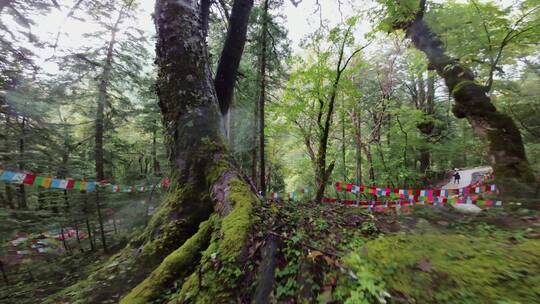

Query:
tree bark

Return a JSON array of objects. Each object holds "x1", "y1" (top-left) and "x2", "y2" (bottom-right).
[
  {"x1": 95, "y1": 189, "x2": 107, "y2": 252},
  {"x1": 200, "y1": 0, "x2": 211, "y2": 38},
  {"x1": 398, "y1": 7, "x2": 537, "y2": 196},
  {"x1": 258, "y1": 0, "x2": 268, "y2": 196},
  {"x1": 214, "y1": 0, "x2": 254, "y2": 115},
  {"x1": 252, "y1": 98, "x2": 259, "y2": 185},
  {"x1": 17, "y1": 116, "x2": 26, "y2": 209},
  {"x1": 417, "y1": 71, "x2": 435, "y2": 175},
  {"x1": 352, "y1": 109, "x2": 363, "y2": 189}
]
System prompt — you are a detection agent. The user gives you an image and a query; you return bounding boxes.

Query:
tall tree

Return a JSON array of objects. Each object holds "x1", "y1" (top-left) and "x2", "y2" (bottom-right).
[
  {"x1": 258, "y1": 0, "x2": 269, "y2": 196},
  {"x1": 59, "y1": 0, "x2": 262, "y2": 302},
  {"x1": 95, "y1": 0, "x2": 135, "y2": 181}
]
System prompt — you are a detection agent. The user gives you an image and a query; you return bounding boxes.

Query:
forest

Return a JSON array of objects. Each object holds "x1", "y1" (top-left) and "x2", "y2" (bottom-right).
[{"x1": 0, "y1": 0, "x2": 539, "y2": 303}]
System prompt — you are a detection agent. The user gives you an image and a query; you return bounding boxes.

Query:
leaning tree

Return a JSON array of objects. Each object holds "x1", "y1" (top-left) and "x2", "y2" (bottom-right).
[{"x1": 380, "y1": 0, "x2": 538, "y2": 197}]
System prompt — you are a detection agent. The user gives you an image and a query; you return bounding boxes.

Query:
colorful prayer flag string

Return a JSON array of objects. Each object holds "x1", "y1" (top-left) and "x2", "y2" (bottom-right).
[{"x1": 0, "y1": 168, "x2": 170, "y2": 193}]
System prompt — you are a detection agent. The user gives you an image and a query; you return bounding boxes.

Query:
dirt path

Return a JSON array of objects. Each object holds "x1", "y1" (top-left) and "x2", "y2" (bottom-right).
[{"x1": 441, "y1": 166, "x2": 492, "y2": 190}]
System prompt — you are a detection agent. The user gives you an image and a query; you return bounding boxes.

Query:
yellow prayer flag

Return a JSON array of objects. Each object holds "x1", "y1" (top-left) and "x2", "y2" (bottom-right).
[{"x1": 41, "y1": 176, "x2": 53, "y2": 188}]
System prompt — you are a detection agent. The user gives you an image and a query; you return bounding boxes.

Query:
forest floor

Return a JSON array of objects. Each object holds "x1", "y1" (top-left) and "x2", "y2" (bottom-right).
[
  {"x1": 260, "y1": 199, "x2": 540, "y2": 303},
  {"x1": 0, "y1": 196, "x2": 155, "y2": 304},
  {"x1": 0, "y1": 196, "x2": 539, "y2": 303}
]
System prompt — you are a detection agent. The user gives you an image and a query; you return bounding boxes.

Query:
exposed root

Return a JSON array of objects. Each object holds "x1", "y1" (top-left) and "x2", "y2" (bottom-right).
[
  {"x1": 120, "y1": 217, "x2": 214, "y2": 304},
  {"x1": 253, "y1": 234, "x2": 279, "y2": 304}
]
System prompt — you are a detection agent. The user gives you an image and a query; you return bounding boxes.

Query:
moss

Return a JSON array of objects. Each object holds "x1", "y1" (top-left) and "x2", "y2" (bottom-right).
[
  {"x1": 218, "y1": 178, "x2": 257, "y2": 259},
  {"x1": 205, "y1": 156, "x2": 230, "y2": 186},
  {"x1": 138, "y1": 183, "x2": 214, "y2": 266},
  {"x1": 341, "y1": 232, "x2": 540, "y2": 303},
  {"x1": 171, "y1": 178, "x2": 260, "y2": 303},
  {"x1": 120, "y1": 216, "x2": 214, "y2": 304}
]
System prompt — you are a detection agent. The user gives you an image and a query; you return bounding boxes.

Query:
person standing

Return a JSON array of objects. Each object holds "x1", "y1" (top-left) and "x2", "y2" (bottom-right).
[{"x1": 453, "y1": 171, "x2": 461, "y2": 184}]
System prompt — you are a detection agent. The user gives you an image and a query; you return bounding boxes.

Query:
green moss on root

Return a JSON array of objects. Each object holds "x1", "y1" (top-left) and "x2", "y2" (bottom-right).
[
  {"x1": 171, "y1": 178, "x2": 259, "y2": 303},
  {"x1": 120, "y1": 217, "x2": 214, "y2": 304}
]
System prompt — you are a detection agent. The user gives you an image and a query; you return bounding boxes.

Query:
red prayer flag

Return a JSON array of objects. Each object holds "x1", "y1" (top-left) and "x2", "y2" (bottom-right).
[
  {"x1": 23, "y1": 174, "x2": 36, "y2": 185},
  {"x1": 66, "y1": 179, "x2": 75, "y2": 189},
  {"x1": 335, "y1": 182, "x2": 342, "y2": 191},
  {"x1": 346, "y1": 183, "x2": 353, "y2": 192}
]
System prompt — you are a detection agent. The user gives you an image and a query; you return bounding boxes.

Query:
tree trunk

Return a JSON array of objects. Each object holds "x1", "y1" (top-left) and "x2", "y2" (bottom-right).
[
  {"x1": 17, "y1": 116, "x2": 27, "y2": 209},
  {"x1": 59, "y1": 1, "x2": 261, "y2": 302},
  {"x1": 95, "y1": 189, "x2": 107, "y2": 253},
  {"x1": 417, "y1": 71, "x2": 435, "y2": 175},
  {"x1": 365, "y1": 144, "x2": 375, "y2": 182},
  {"x1": 313, "y1": 27, "x2": 358, "y2": 204},
  {"x1": 252, "y1": 97, "x2": 259, "y2": 185},
  {"x1": 95, "y1": 2, "x2": 131, "y2": 181},
  {"x1": 151, "y1": 122, "x2": 160, "y2": 175},
  {"x1": 400, "y1": 10, "x2": 537, "y2": 196},
  {"x1": 85, "y1": 216, "x2": 95, "y2": 251},
  {"x1": 258, "y1": 0, "x2": 268, "y2": 196},
  {"x1": 214, "y1": 0, "x2": 254, "y2": 115},
  {"x1": 352, "y1": 109, "x2": 362, "y2": 189}
]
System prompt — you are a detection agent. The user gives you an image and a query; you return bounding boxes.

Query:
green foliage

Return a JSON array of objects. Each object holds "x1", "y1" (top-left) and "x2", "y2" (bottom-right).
[
  {"x1": 342, "y1": 253, "x2": 390, "y2": 304},
  {"x1": 376, "y1": 0, "x2": 421, "y2": 32},
  {"x1": 425, "y1": 0, "x2": 540, "y2": 86}
]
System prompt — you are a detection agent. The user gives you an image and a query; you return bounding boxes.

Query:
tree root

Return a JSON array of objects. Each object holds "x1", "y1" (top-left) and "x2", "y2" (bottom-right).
[{"x1": 120, "y1": 217, "x2": 215, "y2": 304}]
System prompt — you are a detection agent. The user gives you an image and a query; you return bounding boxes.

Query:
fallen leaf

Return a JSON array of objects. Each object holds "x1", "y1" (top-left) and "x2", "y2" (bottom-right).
[{"x1": 308, "y1": 250, "x2": 323, "y2": 260}]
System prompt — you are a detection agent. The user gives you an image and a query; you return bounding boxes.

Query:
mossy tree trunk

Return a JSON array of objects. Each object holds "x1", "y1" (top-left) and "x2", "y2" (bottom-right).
[
  {"x1": 54, "y1": 1, "x2": 263, "y2": 303},
  {"x1": 397, "y1": 1, "x2": 537, "y2": 197}
]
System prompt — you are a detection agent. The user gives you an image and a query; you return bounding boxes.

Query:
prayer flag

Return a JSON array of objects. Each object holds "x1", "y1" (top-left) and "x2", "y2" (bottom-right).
[
  {"x1": 23, "y1": 174, "x2": 36, "y2": 185},
  {"x1": 0, "y1": 171, "x2": 15, "y2": 182},
  {"x1": 41, "y1": 177, "x2": 53, "y2": 188},
  {"x1": 11, "y1": 173, "x2": 26, "y2": 184},
  {"x1": 51, "y1": 179, "x2": 61, "y2": 189},
  {"x1": 289, "y1": 192, "x2": 295, "y2": 200},
  {"x1": 86, "y1": 182, "x2": 95, "y2": 192},
  {"x1": 34, "y1": 176, "x2": 44, "y2": 187},
  {"x1": 66, "y1": 179, "x2": 75, "y2": 189}
]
